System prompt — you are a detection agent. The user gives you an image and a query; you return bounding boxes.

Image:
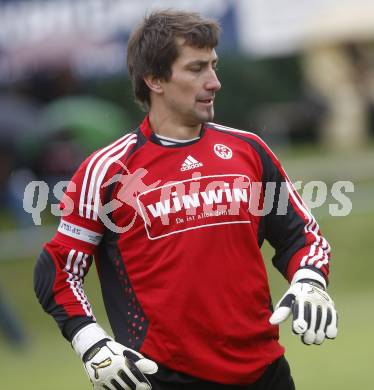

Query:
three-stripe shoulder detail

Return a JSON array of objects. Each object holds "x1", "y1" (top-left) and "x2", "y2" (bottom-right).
[{"x1": 79, "y1": 133, "x2": 137, "y2": 221}]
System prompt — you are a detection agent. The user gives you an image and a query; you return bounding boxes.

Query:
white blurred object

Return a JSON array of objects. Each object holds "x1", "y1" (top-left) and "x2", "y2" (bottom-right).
[
  {"x1": 237, "y1": 0, "x2": 374, "y2": 56},
  {"x1": 304, "y1": 3, "x2": 374, "y2": 47}
]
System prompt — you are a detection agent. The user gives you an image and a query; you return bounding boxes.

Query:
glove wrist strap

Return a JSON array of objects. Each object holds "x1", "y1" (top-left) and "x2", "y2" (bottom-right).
[
  {"x1": 82, "y1": 338, "x2": 111, "y2": 363},
  {"x1": 291, "y1": 268, "x2": 327, "y2": 289},
  {"x1": 297, "y1": 278, "x2": 325, "y2": 290},
  {"x1": 72, "y1": 323, "x2": 111, "y2": 359}
]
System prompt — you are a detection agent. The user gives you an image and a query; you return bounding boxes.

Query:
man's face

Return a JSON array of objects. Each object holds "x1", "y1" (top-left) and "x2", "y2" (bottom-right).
[{"x1": 159, "y1": 43, "x2": 221, "y2": 126}]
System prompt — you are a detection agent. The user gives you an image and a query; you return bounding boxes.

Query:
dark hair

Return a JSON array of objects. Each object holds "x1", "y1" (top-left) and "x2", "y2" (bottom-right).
[{"x1": 126, "y1": 9, "x2": 220, "y2": 109}]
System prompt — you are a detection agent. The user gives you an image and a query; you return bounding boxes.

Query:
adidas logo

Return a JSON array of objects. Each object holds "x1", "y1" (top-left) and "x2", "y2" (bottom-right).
[{"x1": 180, "y1": 155, "x2": 203, "y2": 171}]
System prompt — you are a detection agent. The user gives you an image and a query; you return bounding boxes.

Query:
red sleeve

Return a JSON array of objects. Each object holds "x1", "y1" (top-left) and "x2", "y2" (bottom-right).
[
  {"x1": 33, "y1": 150, "x2": 110, "y2": 338},
  {"x1": 33, "y1": 153, "x2": 104, "y2": 339},
  {"x1": 34, "y1": 133, "x2": 138, "y2": 339}
]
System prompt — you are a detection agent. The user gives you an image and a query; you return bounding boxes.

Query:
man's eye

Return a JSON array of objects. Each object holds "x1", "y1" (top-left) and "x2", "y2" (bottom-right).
[{"x1": 190, "y1": 67, "x2": 202, "y2": 72}]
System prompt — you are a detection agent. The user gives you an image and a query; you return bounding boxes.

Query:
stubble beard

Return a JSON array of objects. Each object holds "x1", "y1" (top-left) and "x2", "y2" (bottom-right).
[{"x1": 173, "y1": 101, "x2": 215, "y2": 127}]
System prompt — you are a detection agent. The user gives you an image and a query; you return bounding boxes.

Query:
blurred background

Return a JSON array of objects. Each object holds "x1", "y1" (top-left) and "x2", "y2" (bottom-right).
[{"x1": 0, "y1": 0, "x2": 373, "y2": 389}]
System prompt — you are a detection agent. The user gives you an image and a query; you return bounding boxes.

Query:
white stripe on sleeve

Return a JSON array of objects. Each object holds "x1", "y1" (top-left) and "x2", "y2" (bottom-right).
[
  {"x1": 64, "y1": 250, "x2": 93, "y2": 317},
  {"x1": 79, "y1": 133, "x2": 133, "y2": 218},
  {"x1": 85, "y1": 134, "x2": 137, "y2": 220},
  {"x1": 92, "y1": 137, "x2": 137, "y2": 220}
]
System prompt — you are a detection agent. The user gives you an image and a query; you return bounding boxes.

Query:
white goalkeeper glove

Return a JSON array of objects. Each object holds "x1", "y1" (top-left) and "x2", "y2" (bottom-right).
[
  {"x1": 269, "y1": 269, "x2": 338, "y2": 345},
  {"x1": 72, "y1": 323, "x2": 158, "y2": 390}
]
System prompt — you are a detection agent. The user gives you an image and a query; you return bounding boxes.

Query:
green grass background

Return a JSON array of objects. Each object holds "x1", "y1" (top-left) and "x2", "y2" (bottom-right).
[{"x1": 0, "y1": 151, "x2": 373, "y2": 389}]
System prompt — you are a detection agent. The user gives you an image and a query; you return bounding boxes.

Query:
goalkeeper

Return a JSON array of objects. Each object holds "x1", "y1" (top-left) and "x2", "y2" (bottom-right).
[{"x1": 34, "y1": 9, "x2": 337, "y2": 390}]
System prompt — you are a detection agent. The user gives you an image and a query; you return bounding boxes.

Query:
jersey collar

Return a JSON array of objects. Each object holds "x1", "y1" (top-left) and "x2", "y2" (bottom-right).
[{"x1": 139, "y1": 115, "x2": 207, "y2": 148}]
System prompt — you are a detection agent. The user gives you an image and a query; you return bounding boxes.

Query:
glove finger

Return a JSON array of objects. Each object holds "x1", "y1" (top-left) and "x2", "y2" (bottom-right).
[
  {"x1": 117, "y1": 368, "x2": 140, "y2": 390},
  {"x1": 269, "y1": 306, "x2": 292, "y2": 325},
  {"x1": 117, "y1": 374, "x2": 148, "y2": 390},
  {"x1": 300, "y1": 302, "x2": 316, "y2": 344},
  {"x1": 123, "y1": 349, "x2": 157, "y2": 374},
  {"x1": 293, "y1": 316, "x2": 308, "y2": 334},
  {"x1": 117, "y1": 368, "x2": 150, "y2": 390},
  {"x1": 101, "y1": 383, "x2": 117, "y2": 390},
  {"x1": 126, "y1": 357, "x2": 152, "y2": 389},
  {"x1": 110, "y1": 377, "x2": 131, "y2": 390},
  {"x1": 291, "y1": 302, "x2": 300, "y2": 335},
  {"x1": 292, "y1": 299, "x2": 308, "y2": 334},
  {"x1": 315, "y1": 329, "x2": 326, "y2": 345},
  {"x1": 315, "y1": 306, "x2": 327, "y2": 345},
  {"x1": 302, "y1": 329, "x2": 316, "y2": 345},
  {"x1": 315, "y1": 305, "x2": 322, "y2": 332},
  {"x1": 326, "y1": 308, "x2": 338, "y2": 339},
  {"x1": 123, "y1": 349, "x2": 143, "y2": 362},
  {"x1": 309, "y1": 302, "x2": 317, "y2": 332},
  {"x1": 276, "y1": 292, "x2": 296, "y2": 310},
  {"x1": 324, "y1": 308, "x2": 332, "y2": 331},
  {"x1": 135, "y1": 358, "x2": 158, "y2": 375}
]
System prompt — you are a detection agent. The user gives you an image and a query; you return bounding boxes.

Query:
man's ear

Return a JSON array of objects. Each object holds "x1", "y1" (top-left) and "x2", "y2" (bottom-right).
[{"x1": 144, "y1": 75, "x2": 163, "y2": 95}]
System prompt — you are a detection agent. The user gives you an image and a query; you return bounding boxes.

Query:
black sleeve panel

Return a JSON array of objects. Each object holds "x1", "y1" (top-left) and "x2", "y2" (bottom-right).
[
  {"x1": 63, "y1": 316, "x2": 95, "y2": 341},
  {"x1": 33, "y1": 249, "x2": 95, "y2": 340},
  {"x1": 246, "y1": 140, "x2": 308, "y2": 277},
  {"x1": 34, "y1": 249, "x2": 68, "y2": 331},
  {"x1": 264, "y1": 176, "x2": 307, "y2": 276}
]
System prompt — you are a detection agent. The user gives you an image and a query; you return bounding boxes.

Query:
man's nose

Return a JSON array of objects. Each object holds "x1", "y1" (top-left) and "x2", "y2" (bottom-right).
[{"x1": 205, "y1": 69, "x2": 221, "y2": 92}]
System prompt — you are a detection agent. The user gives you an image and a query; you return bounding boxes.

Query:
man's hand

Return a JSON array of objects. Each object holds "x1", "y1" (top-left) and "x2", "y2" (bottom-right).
[
  {"x1": 269, "y1": 269, "x2": 338, "y2": 345},
  {"x1": 83, "y1": 339, "x2": 157, "y2": 390},
  {"x1": 72, "y1": 324, "x2": 158, "y2": 389}
]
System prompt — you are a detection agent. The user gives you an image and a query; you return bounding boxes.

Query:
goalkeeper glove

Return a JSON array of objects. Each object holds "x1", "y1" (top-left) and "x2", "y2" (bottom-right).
[
  {"x1": 72, "y1": 323, "x2": 158, "y2": 389},
  {"x1": 269, "y1": 269, "x2": 338, "y2": 345}
]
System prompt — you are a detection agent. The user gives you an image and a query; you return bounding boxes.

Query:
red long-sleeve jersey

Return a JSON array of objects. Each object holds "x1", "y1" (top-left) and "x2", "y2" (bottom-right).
[{"x1": 34, "y1": 116, "x2": 330, "y2": 385}]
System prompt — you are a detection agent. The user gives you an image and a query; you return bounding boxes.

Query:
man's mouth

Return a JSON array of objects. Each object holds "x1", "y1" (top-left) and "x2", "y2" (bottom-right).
[{"x1": 197, "y1": 97, "x2": 214, "y2": 105}]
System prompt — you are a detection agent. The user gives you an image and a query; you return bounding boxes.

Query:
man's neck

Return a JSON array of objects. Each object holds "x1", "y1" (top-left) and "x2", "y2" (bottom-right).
[{"x1": 148, "y1": 110, "x2": 202, "y2": 140}]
